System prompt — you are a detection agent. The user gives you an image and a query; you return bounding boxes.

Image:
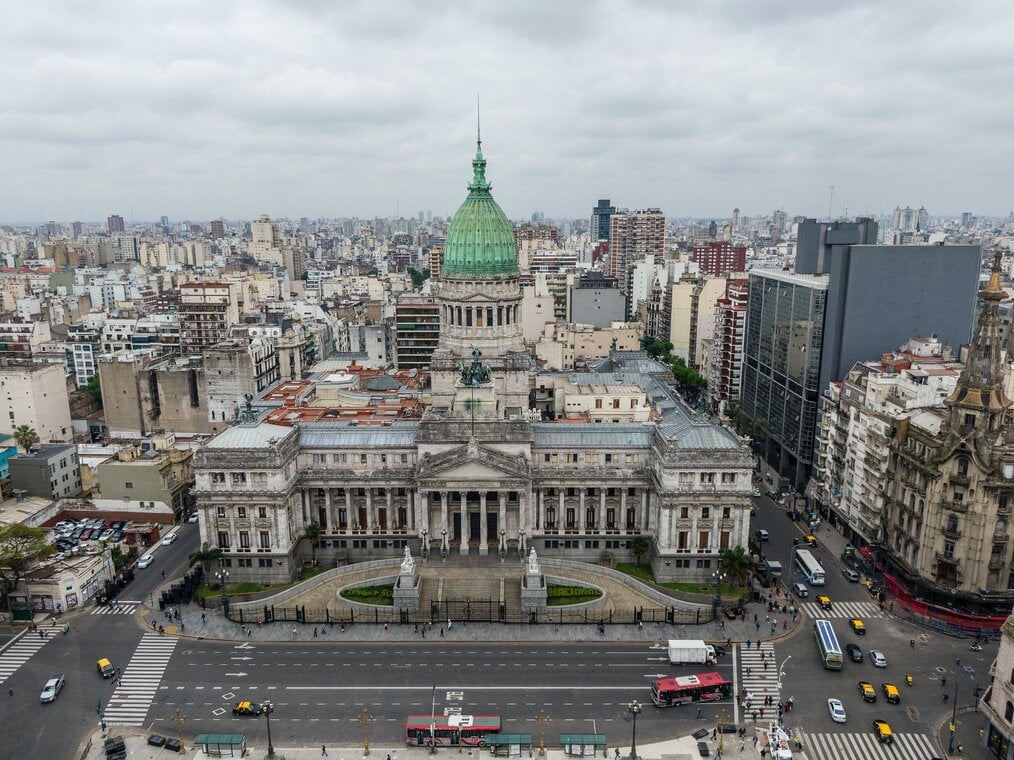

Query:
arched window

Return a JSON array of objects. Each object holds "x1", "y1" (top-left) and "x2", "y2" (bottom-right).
[
  {"x1": 958, "y1": 458, "x2": 969, "y2": 476},
  {"x1": 1006, "y1": 701, "x2": 1014, "y2": 722}
]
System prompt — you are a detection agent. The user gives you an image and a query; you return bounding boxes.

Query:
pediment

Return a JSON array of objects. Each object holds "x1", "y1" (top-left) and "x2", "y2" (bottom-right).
[{"x1": 417, "y1": 441, "x2": 530, "y2": 482}]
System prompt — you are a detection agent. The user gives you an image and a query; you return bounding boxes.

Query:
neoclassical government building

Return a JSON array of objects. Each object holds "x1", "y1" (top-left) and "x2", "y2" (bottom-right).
[{"x1": 193, "y1": 138, "x2": 754, "y2": 583}]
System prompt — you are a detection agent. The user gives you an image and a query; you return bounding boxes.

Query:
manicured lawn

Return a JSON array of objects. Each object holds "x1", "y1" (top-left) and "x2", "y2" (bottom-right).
[
  {"x1": 615, "y1": 563, "x2": 743, "y2": 597},
  {"x1": 546, "y1": 584, "x2": 602, "y2": 606},
  {"x1": 340, "y1": 584, "x2": 394, "y2": 606}
]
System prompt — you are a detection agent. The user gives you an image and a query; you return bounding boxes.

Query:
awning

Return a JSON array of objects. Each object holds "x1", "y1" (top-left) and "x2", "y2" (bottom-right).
[{"x1": 559, "y1": 734, "x2": 607, "y2": 746}]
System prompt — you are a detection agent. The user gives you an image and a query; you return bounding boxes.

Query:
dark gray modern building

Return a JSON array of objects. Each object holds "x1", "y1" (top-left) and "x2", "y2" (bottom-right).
[
  {"x1": 743, "y1": 220, "x2": 982, "y2": 488},
  {"x1": 568, "y1": 271, "x2": 625, "y2": 327},
  {"x1": 590, "y1": 199, "x2": 615, "y2": 242},
  {"x1": 9, "y1": 444, "x2": 82, "y2": 500}
]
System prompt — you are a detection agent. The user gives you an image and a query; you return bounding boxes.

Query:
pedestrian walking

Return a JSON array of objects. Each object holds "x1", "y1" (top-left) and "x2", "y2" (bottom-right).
[
  {"x1": 8, "y1": 687, "x2": 12, "y2": 697},
  {"x1": 387, "y1": 753, "x2": 391, "y2": 760},
  {"x1": 440, "y1": 628, "x2": 444, "y2": 637},
  {"x1": 291, "y1": 626, "x2": 297, "y2": 637},
  {"x1": 746, "y1": 638, "x2": 751, "y2": 649},
  {"x1": 448, "y1": 619, "x2": 452, "y2": 630},
  {"x1": 712, "y1": 729, "x2": 717, "y2": 740},
  {"x1": 384, "y1": 623, "x2": 388, "y2": 631},
  {"x1": 614, "y1": 749, "x2": 620, "y2": 759},
  {"x1": 759, "y1": 708, "x2": 764, "y2": 718},
  {"x1": 322, "y1": 745, "x2": 328, "y2": 756},
  {"x1": 751, "y1": 711, "x2": 758, "y2": 722},
  {"x1": 247, "y1": 629, "x2": 252, "y2": 638},
  {"x1": 763, "y1": 661, "x2": 768, "y2": 671},
  {"x1": 161, "y1": 569, "x2": 165, "y2": 578},
  {"x1": 783, "y1": 620, "x2": 787, "y2": 630},
  {"x1": 314, "y1": 627, "x2": 318, "y2": 638},
  {"x1": 746, "y1": 666, "x2": 752, "y2": 677},
  {"x1": 201, "y1": 612, "x2": 206, "y2": 623},
  {"x1": 942, "y1": 676, "x2": 947, "y2": 687},
  {"x1": 697, "y1": 707, "x2": 702, "y2": 719},
  {"x1": 755, "y1": 621, "x2": 760, "y2": 631}
]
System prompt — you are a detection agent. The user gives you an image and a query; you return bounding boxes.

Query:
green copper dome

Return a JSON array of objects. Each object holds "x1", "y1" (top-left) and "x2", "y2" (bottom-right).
[{"x1": 442, "y1": 138, "x2": 518, "y2": 280}]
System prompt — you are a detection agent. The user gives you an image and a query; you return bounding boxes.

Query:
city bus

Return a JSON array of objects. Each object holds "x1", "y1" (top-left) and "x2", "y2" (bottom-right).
[
  {"x1": 813, "y1": 619, "x2": 844, "y2": 670},
  {"x1": 794, "y1": 548, "x2": 826, "y2": 585},
  {"x1": 406, "y1": 715, "x2": 502, "y2": 747},
  {"x1": 650, "y1": 672, "x2": 733, "y2": 707}
]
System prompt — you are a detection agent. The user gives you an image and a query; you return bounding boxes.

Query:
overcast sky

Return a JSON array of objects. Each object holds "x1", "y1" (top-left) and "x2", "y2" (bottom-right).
[{"x1": 2, "y1": 1, "x2": 1012, "y2": 225}]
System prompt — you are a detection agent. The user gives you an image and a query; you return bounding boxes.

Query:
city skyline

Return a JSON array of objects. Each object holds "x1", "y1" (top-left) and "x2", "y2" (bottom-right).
[{"x1": 2, "y1": 1, "x2": 1012, "y2": 223}]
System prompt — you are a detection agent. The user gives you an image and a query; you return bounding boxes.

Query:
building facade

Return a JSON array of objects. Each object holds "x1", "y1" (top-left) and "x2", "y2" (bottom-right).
[
  {"x1": 10, "y1": 444, "x2": 82, "y2": 499},
  {"x1": 193, "y1": 139, "x2": 754, "y2": 584}
]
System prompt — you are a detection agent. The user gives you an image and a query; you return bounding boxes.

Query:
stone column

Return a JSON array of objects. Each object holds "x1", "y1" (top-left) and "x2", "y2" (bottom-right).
[
  {"x1": 322, "y1": 488, "x2": 331, "y2": 531},
  {"x1": 598, "y1": 489, "x2": 606, "y2": 535},
  {"x1": 440, "y1": 491, "x2": 448, "y2": 536},
  {"x1": 642, "y1": 490, "x2": 649, "y2": 531},
  {"x1": 459, "y1": 490, "x2": 469, "y2": 554},
  {"x1": 578, "y1": 488, "x2": 586, "y2": 533},
  {"x1": 498, "y1": 491, "x2": 507, "y2": 544},
  {"x1": 366, "y1": 488, "x2": 374, "y2": 533},
  {"x1": 535, "y1": 488, "x2": 542, "y2": 530},
  {"x1": 418, "y1": 490, "x2": 428, "y2": 534},
  {"x1": 479, "y1": 492, "x2": 488, "y2": 555},
  {"x1": 386, "y1": 489, "x2": 394, "y2": 531}
]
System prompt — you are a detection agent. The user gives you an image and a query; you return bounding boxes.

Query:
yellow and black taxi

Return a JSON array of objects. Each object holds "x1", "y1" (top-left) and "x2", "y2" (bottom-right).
[
  {"x1": 96, "y1": 658, "x2": 115, "y2": 678},
  {"x1": 849, "y1": 618, "x2": 866, "y2": 635},
  {"x1": 882, "y1": 683, "x2": 900, "y2": 704},
  {"x1": 872, "y1": 719, "x2": 894, "y2": 744},
  {"x1": 232, "y1": 701, "x2": 263, "y2": 716},
  {"x1": 858, "y1": 681, "x2": 877, "y2": 703},
  {"x1": 804, "y1": 535, "x2": 817, "y2": 546},
  {"x1": 817, "y1": 594, "x2": 833, "y2": 610}
]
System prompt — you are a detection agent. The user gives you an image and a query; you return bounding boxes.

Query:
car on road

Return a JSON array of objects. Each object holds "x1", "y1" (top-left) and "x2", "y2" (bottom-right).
[
  {"x1": 827, "y1": 697, "x2": 847, "y2": 723},
  {"x1": 755, "y1": 529, "x2": 769, "y2": 541},
  {"x1": 791, "y1": 582, "x2": 808, "y2": 598},
  {"x1": 842, "y1": 568, "x2": 860, "y2": 582},
  {"x1": 40, "y1": 674, "x2": 65, "y2": 703},
  {"x1": 872, "y1": 719, "x2": 894, "y2": 744},
  {"x1": 846, "y1": 643, "x2": 864, "y2": 663},
  {"x1": 137, "y1": 555, "x2": 154, "y2": 569},
  {"x1": 817, "y1": 594, "x2": 833, "y2": 610},
  {"x1": 752, "y1": 488, "x2": 761, "y2": 497},
  {"x1": 882, "y1": 683, "x2": 900, "y2": 704},
  {"x1": 804, "y1": 534, "x2": 817, "y2": 546},
  {"x1": 765, "y1": 490, "x2": 778, "y2": 499},
  {"x1": 870, "y1": 650, "x2": 888, "y2": 667},
  {"x1": 858, "y1": 681, "x2": 877, "y2": 702},
  {"x1": 162, "y1": 533, "x2": 176, "y2": 545},
  {"x1": 233, "y1": 700, "x2": 263, "y2": 716},
  {"x1": 188, "y1": 512, "x2": 199, "y2": 523},
  {"x1": 849, "y1": 618, "x2": 866, "y2": 635}
]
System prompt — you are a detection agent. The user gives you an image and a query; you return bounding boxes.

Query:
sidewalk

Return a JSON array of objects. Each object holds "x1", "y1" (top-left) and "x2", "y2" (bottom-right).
[{"x1": 82, "y1": 726, "x2": 772, "y2": 760}]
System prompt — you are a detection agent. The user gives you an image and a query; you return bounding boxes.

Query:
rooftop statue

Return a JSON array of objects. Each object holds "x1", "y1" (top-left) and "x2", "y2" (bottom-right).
[{"x1": 527, "y1": 547, "x2": 540, "y2": 575}]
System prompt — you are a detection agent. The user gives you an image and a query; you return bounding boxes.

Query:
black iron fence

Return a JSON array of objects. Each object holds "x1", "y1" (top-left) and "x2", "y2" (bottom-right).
[{"x1": 222, "y1": 598, "x2": 715, "y2": 627}]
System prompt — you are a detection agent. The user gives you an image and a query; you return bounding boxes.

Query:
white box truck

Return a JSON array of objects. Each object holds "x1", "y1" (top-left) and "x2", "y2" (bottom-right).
[{"x1": 667, "y1": 639, "x2": 717, "y2": 665}]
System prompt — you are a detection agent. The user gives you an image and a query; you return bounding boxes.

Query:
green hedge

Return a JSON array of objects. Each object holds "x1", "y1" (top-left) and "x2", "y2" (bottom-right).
[
  {"x1": 546, "y1": 584, "x2": 602, "y2": 606},
  {"x1": 341, "y1": 584, "x2": 394, "y2": 606}
]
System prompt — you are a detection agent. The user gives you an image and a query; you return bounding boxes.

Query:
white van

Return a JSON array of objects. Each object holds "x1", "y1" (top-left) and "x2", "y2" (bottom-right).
[
  {"x1": 755, "y1": 529, "x2": 770, "y2": 541},
  {"x1": 791, "y1": 582, "x2": 808, "y2": 598}
]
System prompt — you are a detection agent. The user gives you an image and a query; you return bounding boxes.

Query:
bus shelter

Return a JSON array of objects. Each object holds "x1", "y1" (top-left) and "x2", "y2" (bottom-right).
[
  {"x1": 560, "y1": 733, "x2": 607, "y2": 757},
  {"x1": 194, "y1": 733, "x2": 247, "y2": 757},
  {"x1": 482, "y1": 734, "x2": 533, "y2": 756}
]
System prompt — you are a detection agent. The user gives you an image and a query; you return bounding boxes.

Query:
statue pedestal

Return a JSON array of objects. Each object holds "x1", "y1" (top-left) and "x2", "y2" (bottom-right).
[
  {"x1": 520, "y1": 571, "x2": 547, "y2": 612},
  {"x1": 393, "y1": 572, "x2": 420, "y2": 611}
]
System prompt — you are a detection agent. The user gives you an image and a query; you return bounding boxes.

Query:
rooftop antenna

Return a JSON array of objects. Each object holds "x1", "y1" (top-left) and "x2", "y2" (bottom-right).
[{"x1": 827, "y1": 186, "x2": 834, "y2": 222}]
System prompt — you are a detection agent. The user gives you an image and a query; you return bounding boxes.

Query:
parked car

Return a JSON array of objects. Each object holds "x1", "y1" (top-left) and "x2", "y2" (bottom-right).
[
  {"x1": 111, "y1": 530, "x2": 124, "y2": 543},
  {"x1": 870, "y1": 650, "x2": 888, "y2": 667},
  {"x1": 147, "y1": 735, "x2": 167, "y2": 748},
  {"x1": 827, "y1": 697, "x2": 847, "y2": 723},
  {"x1": 846, "y1": 643, "x2": 864, "y2": 663},
  {"x1": 112, "y1": 520, "x2": 126, "y2": 530},
  {"x1": 164, "y1": 738, "x2": 182, "y2": 752},
  {"x1": 163, "y1": 533, "x2": 176, "y2": 545},
  {"x1": 98, "y1": 529, "x2": 114, "y2": 542},
  {"x1": 80, "y1": 528, "x2": 93, "y2": 541},
  {"x1": 40, "y1": 674, "x2": 65, "y2": 703}
]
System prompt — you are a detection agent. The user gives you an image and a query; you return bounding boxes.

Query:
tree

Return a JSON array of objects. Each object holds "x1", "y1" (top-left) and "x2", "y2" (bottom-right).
[
  {"x1": 0, "y1": 524, "x2": 48, "y2": 611},
  {"x1": 189, "y1": 542, "x2": 223, "y2": 581},
  {"x1": 12, "y1": 425, "x2": 38, "y2": 452},
  {"x1": 717, "y1": 546, "x2": 756, "y2": 587},
  {"x1": 85, "y1": 374, "x2": 102, "y2": 404},
  {"x1": 630, "y1": 536, "x2": 650, "y2": 567},
  {"x1": 407, "y1": 267, "x2": 430, "y2": 289},
  {"x1": 304, "y1": 522, "x2": 321, "y2": 565},
  {"x1": 670, "y1": 356, "x2": 707, "y2": 407},
  {"x1": 641, "y1": 338, "x2": 673, "y2": 360}
]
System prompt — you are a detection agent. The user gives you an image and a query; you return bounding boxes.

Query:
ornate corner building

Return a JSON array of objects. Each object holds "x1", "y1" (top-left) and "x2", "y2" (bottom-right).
[{"x1": 192, "y1": 137, "x2": 755, "y2": 584}]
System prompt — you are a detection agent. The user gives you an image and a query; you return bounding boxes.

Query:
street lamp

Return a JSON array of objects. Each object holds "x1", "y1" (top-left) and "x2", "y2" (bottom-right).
[
  {"x1": 776, "y1": 655, "x2": 792, "y2": 712},
  {"x1": 499, "y1": 529, "x2": 507, "y2": 561},
  {"x1": 711, "y1": 571, "x2": 727, "y2": 615},
  {"x1": 215, "y1": 569, "x2": 229, "y2": 589},
  {"x1": 421, "y1": 529, "x2": 429, "y2": 559},
  {"x1": 948, "y1": 679, "x2": 959, "y2": 753},
  {"x1": 440, "y1": 527, "x2": 448, "y2": 561},
  {"x1": 263, "y1": 700, "x2": 275, "y2": 758},
  {"x1": 519, "y1": 528, "x2": 526, "y2": 558},
  {"x1": 626, "y1": 700, "x2": 642, "y2": 760}
]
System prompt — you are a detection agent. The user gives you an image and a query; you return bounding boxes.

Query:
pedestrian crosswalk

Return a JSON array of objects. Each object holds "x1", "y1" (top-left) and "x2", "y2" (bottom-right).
[
  {"x1": 739, "y1": 640, "x2": 780, "y2": 711},
  {"x1": 0, "y1": 625, "x2": 61, "y2": 684},
  {"x1": 798, "y1": 600, "x2": 882, "y2": 620},
  {"x1": 101, "y1": 633, "x2": 178, "y2": 726},
  {"x1": 90, "y1": 602, "x2": 139, "y2": 615},
  {"x1": 803, "y1": 731, "x2": 936, "y2": 760}
]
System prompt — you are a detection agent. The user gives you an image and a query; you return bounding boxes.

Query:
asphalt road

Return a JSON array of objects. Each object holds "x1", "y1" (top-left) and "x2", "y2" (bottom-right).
[{"x1": 0, "y1": 503, "x2": 998, "y2": 759}]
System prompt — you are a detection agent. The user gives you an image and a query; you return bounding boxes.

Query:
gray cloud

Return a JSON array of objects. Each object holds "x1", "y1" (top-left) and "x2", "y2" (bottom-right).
[{"x1": 0, "y1": 0, "x2": 1010, "y2": 223}]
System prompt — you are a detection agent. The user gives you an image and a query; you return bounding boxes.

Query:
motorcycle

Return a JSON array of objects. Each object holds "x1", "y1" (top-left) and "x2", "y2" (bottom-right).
[
  {"x1": 969, "y1": 642, "x2": 983, "y2": 652},
  {"x1": 905, "y1": 674, "x2": 913, "y2": 686}
]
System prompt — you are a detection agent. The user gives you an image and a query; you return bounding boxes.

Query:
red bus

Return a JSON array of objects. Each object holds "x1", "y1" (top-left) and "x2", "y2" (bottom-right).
[
  {"x1": 406, "y1": 715, "x2": 502, "y2": 747},
  {"x1": 650, "y1": 672, "x2": 733, "y2": 707}
]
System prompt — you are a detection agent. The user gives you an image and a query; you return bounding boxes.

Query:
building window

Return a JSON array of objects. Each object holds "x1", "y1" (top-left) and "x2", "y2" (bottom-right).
[
  {"x1": 722, "y1": 507, "x2": 731, "y2": 519},
  {"x1": 237, "y1": 507, "x2": 246, "y2": 518},
  {"x1": 216, "y1": 507, "x2": 226, "y2": 518},
  {"x1": 700, "y1": 472, "x2": 715, "y2": 484},
  {"x1": 239, "y1": 531, "x2": 250, "y2": 549},
  {"x1": 605, "y1": 454, "x2": 613, "y2": 464},
  {"x1": 231, "y1": 473, "x2": 246, "y2": 485},
  {"x1": 124, "y1": 482, "x2": 133, "y2": 489},
  {"x1": 259, "y1": 507, "x2": 268, "y2": 519},
  {"x1": 259, "y1": 531, "x2": 270, "y2": 548},
  {"x1": 1006, "y1": 701, "x2": 1014, "y2": 722},
  {"x1": 217, "y1": 531, "x2": 229, "y2": 549},
  {"x1": 211, "y1": 472, "x2": 225, "y2": 484},
  {"x1": 701, "y1": 507, "x2": 710, "y2": 519},
  {"x1": 698, "y1": 531, "x2": 710, "y2": 550},
  {"x1": 312, "y1": 453, "x2": 326, "y2": 465},
  {"x1": 943, "y1": 541, "x2": 955, "y2": 559},
  {"x1": 680, "y1": 507, "x2": 689, "y2": 519},
  {"x1": 720, "y1": 531, "x2": 730, "y2": 549}
]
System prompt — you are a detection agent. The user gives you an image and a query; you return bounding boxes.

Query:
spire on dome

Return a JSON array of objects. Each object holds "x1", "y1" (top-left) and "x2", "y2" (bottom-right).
[{"x1": 470, "y1": 99, "x2": 490, "y2": 193}]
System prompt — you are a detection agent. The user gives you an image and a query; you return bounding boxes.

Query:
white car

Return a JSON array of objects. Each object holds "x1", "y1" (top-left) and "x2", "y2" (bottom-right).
[
  {"x1": 137, "y1": 555, "x2": 154, "y2": 569},
  {"x1": 870, "y1": 650, "x2": 888, "y2": 667},
  {"x1": 827, "y1": 697, "x2": 847, "y2": 723},
  {"x1": 163, "y1": 533, "x2": 176, "y2": 545},
  {"x1": 40, "y1": 675, "x2": 65, "y2": 703},
  {"x1": 187, "y1": 512, "x2": 199, "y2": 523}
]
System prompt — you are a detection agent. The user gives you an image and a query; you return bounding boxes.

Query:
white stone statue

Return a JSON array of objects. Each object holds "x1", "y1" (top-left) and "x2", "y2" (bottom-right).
[
  {"x1": 527, "y1": 547, "x2": 540, "y2": 575},
  {"x1": 400, "y1": 546, "x2": 416, "y2": 575}
]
